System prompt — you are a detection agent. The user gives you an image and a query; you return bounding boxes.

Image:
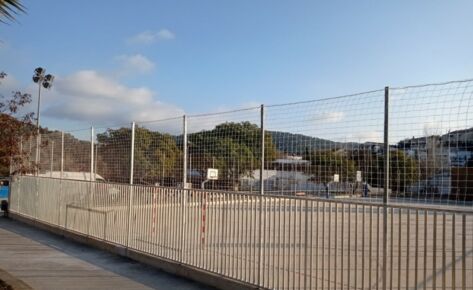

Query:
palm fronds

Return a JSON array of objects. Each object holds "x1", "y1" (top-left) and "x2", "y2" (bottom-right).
[{"x1": 0, "y1": 0, "x2": 25, "y2": 23}]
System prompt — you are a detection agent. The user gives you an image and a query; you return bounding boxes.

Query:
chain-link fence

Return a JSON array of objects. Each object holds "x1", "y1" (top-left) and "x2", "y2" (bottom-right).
[{"x1": 16, "y1": 78, "x2": 473, "y2": 206}]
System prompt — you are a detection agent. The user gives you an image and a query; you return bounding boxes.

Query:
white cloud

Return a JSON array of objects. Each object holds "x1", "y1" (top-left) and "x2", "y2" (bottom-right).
[
  {"x1": 351, "y1": 131, "x2": 383, "y2": 143},
  {"x1": 310, "y1": 111, "x2": 345, "y2": 123},
  {"x1": 42, "y1": 70, "x2": 184, "y2": 127},
  {"x1": 116, "y1": 54, "x2": 155, "y2": 75},
  {"x1": 128, "y1": 29, "x2": 175, "y2": 45}
]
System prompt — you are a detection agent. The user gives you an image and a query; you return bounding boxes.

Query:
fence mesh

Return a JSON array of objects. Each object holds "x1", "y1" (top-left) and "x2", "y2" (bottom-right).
[
  {"x1": 265, "y1": 90, "x2": 385, "y2": 198},
  {"x1": 95, "y1": 124, "x2": 132, "y2": 184},
  {"x1": 13, "y1": 78, "x2": 473, "y2": 206},
  {"x1": 390, "y1": 80, "x2": 473, "y2": 204},
  {"x1": 187, "y1": 107, "x2": 261, "y2": 191},
  {"x1": 134, "y1": 117, "x2": 183, "y2": 187}
]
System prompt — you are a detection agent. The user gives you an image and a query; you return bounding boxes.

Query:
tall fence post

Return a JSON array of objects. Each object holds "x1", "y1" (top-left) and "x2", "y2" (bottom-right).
[
  {"x1": 258, "y1": 104, "x2": 265, "y2": 285},
  {"x1": 126, "y1": 121, "x2": 136, "y2": 248},
  {"x1": 382, "y1": 86, "x2": 390, "y2": 290},
  {"x1": 181, "y1": 115, "x2": 188, "y2": 262},
  {"x1": 183, "y1": 115, "x2": 188, "y2": 188}
]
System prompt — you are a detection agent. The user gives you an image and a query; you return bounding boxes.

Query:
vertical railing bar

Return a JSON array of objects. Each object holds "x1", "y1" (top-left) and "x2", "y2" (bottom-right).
[
  {"x1": 230, "y1": 194, "x2": 234, "y2": 276},
  {"x1": 322, "y1": 202, "x2": 326, "y2": 290},
  {"x1": 377, "y1": 206, "x2": 381, "y2": 290},
  {"x1": 335, "y1": 203, "x2": 338, "y2": 290},
  {"x1": 398, "y1": 208, "x2": 402, "y2": 290},
  {"x1": 341, "y1": 203, "x2": 345, "y2": 290},
  {"x1": 451, "y1": 214, "x2": 456, "y2": 290},
  {"x1": 254, "y1": 194, "x2": 258, "y2": 285},
  {"x1": 461, "y1": 214, "x2": 465, "y2": 290},
  {"x1": 390, "y1": 207, "x2": 394, "y2": 290},
  {"x1": 315, "y1": 200, "x2": 320, "y2": 290},
  {"x1": 244, "y1": 194, "x2": 248, "y2": 283},
  {"x1": 309, "y1": 200, "x2": 314, "y2": 290},
  {"x1": 328, "y1": 202, "x2": 332, "y2": 290},
  {"x1": 299, "y1": 199, "x2": 303, "y2": 289},
  {"x1": 269, "y1": 196, "x2": 273, "y2": 288},
  {"x1": 442, "y1": 213, "x2": 446, "y2": 290},
  {"x1": 301, "y1": 199, "x2": 312, "y2": 289},
  {"x1": 342, "y1": 203, "x2": 351, "y2": 289},
  {"x1": 282, "y1": 197, "x2": 287, "y2": 289},
  {"x1": 406, "y1": 210, "x2": 410, "y2": 290},
  {"x1": 355, "y1": 204, "x2": 358, "y2": 289},
  {"x1": 239, "y1": 192, "x2": 244, "y2": 281},
  {"x1": 415, "y1": 209, "x2": 419, "y2": 290},
  {"x1": 362, "y1": 204, "x2": 366, "y2": 289},
  {"x1": 433, "y1": 212, "x2": 437, "y2": 290},
  {"x1": 423, "y1": 210, "x2": 428, "y2": 290},
  {"x1": 370, "y1": 205, "x2": 373, "y2": 290},
  {"x1": 277, "y1": 197, "x2": 282, "y2": 289},
  {"x1": 292, "y1": 199, "x2": 296, "y2": 290}
]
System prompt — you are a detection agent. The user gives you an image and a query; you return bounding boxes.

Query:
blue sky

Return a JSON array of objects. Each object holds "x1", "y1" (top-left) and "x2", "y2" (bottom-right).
[{"x1": 1, "y1": 0, "x2": 473, "y2": 133}]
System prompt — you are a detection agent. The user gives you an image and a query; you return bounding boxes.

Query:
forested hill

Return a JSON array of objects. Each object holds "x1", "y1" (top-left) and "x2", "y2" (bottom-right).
[{"x1": 268, "y1": 131, "x2": 364, "y2": 155}]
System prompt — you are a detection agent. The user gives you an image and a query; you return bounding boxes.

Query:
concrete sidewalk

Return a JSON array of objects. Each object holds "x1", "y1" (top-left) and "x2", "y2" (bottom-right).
[{"x1": 0, "y1": 218, "x2": 214, "y2": 290}]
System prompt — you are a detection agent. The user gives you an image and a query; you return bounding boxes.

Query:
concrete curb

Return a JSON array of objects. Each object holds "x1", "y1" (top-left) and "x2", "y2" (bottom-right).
[{"x1": 10, "y1": 213, "x2": 263, "y2": 290}]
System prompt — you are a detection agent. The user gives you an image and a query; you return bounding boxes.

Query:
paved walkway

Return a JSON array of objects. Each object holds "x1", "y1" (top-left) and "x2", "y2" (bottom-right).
[{"x1": 0, "y1": 218, "x2": 214, "y2": 290}]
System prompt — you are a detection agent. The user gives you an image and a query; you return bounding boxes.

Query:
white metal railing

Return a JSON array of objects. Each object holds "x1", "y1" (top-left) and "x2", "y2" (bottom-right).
[{"x1": 9, "y1": 175, "x2": 473, "y2": 289}]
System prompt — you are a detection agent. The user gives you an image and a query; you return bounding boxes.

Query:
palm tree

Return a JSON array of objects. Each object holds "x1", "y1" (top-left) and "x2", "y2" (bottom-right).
[{"x1": 0, "y1": 0, "x2": 25, "y2": 23}]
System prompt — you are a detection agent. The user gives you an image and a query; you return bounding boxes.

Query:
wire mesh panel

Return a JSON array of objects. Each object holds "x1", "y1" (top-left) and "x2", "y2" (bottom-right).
[
  {"x1": 134, "y1": 117, "x2": 183, "y2": 186},
  {"x1": 14, "y1": 134, "x2": 39, "y2": 173},
  {"x1": 390, "y1": 80, "x2": 473, "y2": 205},
  {"x1": 95, "y1": 124, "x2": 132, "y2": 184},
  {"x1": 37, "y1": 131, "x2": 62, "y2": 176},
  {"x1": 62, "y1": 129, "x2": 92, "y2": 180},
  {"x1": 265, "y1": 91, "x2": 385, "y2": 198},
  {"x1": 187, "y1": 108, "x2": 261, "y2": 191}
]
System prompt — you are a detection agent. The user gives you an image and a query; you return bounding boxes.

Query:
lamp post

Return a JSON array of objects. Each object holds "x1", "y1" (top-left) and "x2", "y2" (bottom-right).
[{"x1": 32, "y1": 67, "x2": 54, "y2": 173}]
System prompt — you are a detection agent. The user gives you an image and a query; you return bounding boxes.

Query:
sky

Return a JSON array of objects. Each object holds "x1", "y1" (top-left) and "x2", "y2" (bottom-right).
[{"x1": 1, "y1": 0, "x2": 473, "y2": 136}]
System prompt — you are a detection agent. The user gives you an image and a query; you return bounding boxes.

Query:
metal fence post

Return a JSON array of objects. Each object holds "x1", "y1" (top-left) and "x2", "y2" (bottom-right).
[
  {"x1": 181, "y1": 115, "x2": 188, "y2": 262},
  {"x1": 382, "y1": 86, "x2": 389, "y2": 290},
  {"x1": 126, "y1": 121, "x2": 136, "y2": 248},
  {"x1": 258, "y1": 104, "x2": 265, "y2": 285},
  {"x1": 183, "y1": 115, "x2": 188, "y2": 188}
]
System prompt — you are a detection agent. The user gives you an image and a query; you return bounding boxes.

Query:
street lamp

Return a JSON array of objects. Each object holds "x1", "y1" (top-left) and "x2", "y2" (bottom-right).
[{"x1": 32, "y1": 67, "x2": 54, "y2": 171}]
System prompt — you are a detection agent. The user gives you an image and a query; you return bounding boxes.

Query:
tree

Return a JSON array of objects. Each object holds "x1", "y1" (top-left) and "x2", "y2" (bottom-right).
[
  {"x1": 0, "y1": 72, "x2": 36, "y2": 175},
  {"x1": 95, "y1": 126, "x2": 182, "y2": 184},
  {"x1": 349, "y1": 149, "x2": 420, "y2": 193},
  {"x1": 304, "y1": 149, "x2": 356, "y2": 183},
  {"x1": 0, "y1": 0, "x2": 25, "y2": 23},
  {"x1": 388, "y1": 149, "x2": 420, "y2": 193},
  {"x1": 188, "y1": 122, "x2": 278, "y2": 188}
]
